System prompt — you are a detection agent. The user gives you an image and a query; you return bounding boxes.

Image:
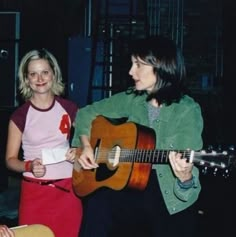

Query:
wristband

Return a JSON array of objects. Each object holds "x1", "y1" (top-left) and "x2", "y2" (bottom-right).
[
  {"x1": 177, "y1": 176, "x2": 194, "y2": 189},
  {"x1": 24, "y1": 160, "x2": 32, "y2": 172}
]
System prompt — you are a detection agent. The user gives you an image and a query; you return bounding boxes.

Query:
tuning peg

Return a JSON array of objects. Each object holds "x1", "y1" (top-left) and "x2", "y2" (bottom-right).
[
  {"x1": 216, "y1": 144, "x2": 222, "y2": 152},
  {"x1": 228, "y1": 145, "x2": 235, "y2": 151},
  {"x1": 223, "y1": 169, "x2": 230, "y2": 178},
  {"x1": 207, "y1": 145, "x2": 214, "y2": 152},
  {"x1": 201, "y1": 166, "x2": 208, "y2": 175},
  {"x1": 213, "y1": 167, "x2": 218, "y2": 176}
]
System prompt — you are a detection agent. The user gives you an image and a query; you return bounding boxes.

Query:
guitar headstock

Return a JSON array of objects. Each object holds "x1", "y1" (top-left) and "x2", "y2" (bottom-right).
[{"x1": 193, "y1": 145, "x2": 236, "y2": 177}]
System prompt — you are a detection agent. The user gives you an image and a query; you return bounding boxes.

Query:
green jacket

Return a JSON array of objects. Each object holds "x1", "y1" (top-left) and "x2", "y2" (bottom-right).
[{"x1": 72, "y1": 91, "x2": 203, "y2": 215}]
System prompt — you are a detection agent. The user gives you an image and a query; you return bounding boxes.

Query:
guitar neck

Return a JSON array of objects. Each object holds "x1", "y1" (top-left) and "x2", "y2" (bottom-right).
[
  {"x1": 111, "y1": 148, "x2": 230, "y2": 170},
  {"x1": 108, "y1": 149, "x2": 194, "y2": 164}
]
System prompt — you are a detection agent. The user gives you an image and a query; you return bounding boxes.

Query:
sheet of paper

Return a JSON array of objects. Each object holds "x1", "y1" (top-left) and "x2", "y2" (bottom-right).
[
  {"x1": 42, "y1": 147, "x2": 68, "y2": 165},
  {"x1": 10, "y1": 225, "x2": 28, "y2": 230}
]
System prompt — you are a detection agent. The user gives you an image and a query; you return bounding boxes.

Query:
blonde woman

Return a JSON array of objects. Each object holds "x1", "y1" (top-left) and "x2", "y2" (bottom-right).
[{"x1": 5, "y1": 49, "x2": 82, "y2": 237}]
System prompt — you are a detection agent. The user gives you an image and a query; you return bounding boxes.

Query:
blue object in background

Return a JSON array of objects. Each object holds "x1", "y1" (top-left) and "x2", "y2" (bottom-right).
[{"x1": 68, "y1": 36, "x2": 92, "y2": 108}]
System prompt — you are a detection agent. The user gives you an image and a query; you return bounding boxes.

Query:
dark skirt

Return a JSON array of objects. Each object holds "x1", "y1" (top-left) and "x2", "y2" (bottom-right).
[{"x1": 79, "y1": 170, "x2": 198, "y2": 237}]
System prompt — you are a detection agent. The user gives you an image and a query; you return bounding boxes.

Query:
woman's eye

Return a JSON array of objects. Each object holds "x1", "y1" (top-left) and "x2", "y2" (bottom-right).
[
  {"x1": 42, "y1": 70, "x2": 49, "y2": 75},
  {"x1": 29, "y1": 72, "x2": 36, "y2": 77}
]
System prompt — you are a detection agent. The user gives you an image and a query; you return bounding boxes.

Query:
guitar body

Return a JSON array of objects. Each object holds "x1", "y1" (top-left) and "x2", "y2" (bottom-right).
[{"x1": 73, "y1": 116, "x2": 156, "y2": 197}]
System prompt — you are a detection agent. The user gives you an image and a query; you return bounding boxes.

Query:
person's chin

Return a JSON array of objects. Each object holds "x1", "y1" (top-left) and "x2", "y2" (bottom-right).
[{"x1": 135, "y1": 85, "x2": 144, "y2": 91}]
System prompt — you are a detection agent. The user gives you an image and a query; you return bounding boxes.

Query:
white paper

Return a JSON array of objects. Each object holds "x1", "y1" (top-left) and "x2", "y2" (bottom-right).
[{"x1": 42, "y1": 147, "x2": 68, "y2": 165}]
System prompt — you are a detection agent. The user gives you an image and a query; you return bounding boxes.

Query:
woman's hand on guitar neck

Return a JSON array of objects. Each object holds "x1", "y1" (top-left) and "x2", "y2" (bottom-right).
[
  {"x1": 169, "y1": 151, "x2": 193, "y2": 182},
  {"x1": 78, "y1": 135, "x2": 99, "y2": 169}
]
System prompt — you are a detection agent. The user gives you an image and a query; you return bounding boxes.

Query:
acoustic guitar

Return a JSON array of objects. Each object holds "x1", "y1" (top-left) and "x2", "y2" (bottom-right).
[
  {"x1": 11, "y1": 224, "x2": 55, "y2": 237},
  {"x1": 73, "y1": 116, "x2": 235, "y2": 197}
]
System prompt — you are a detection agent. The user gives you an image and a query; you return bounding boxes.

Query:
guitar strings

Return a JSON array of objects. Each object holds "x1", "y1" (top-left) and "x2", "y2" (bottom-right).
[{"x1": 94, "y1": 148, "x2": 192, "y2": 164}]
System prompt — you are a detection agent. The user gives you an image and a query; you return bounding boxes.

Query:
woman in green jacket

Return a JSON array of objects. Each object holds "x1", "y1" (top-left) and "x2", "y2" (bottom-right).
[{"x1": 72, "y1": 35, "x2": 203, "y2": 237}]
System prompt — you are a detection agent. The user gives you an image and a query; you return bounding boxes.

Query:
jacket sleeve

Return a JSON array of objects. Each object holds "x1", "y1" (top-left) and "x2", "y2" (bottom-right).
[
  {"x1": 71, "y1": 92, "x2": 131, "y2": 147},
  {"x1": 173, "y1": 101, "x2": 203, "y2": 197},
  {"x1": 173, "y1": 166, "x2": 201, "y2": 201},
  {"x1": 155, "y1": 98, "x2": 204, "y2": 214}
]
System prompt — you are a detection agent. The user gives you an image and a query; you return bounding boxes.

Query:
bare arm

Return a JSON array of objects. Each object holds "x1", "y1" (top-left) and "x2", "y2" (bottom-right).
[
  {"x1": 5, "y1": 120, "x2": 25, "y2": 172},
  {"x1": 6, "y1": 120, "x2": 46, "y2": 177}
]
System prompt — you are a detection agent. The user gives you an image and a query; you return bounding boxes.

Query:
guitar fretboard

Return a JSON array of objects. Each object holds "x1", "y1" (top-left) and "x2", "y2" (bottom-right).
[{"x1": 102, "y1": 148, "x2": 194, "y2": 164}]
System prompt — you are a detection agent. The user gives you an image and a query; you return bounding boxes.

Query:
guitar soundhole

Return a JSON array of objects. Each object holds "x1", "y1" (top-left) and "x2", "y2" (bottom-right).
[{"x1": 95, "y1": 163, "x2": 118, "y2": 181}]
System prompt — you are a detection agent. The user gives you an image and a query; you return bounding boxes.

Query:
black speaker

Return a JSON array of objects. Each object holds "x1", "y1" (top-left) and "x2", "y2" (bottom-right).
[{"x1": 0, "y1": 12, "x2": 20, "y2": 107}]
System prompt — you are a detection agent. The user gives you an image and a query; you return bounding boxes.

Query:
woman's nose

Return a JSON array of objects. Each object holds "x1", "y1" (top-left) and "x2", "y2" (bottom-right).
[
  {"x1": 37, "y1": 73, "x2": 44, "y2": 81},
  {"x1": 128, "y1": 66, "x2": 133, "y2": 76}
]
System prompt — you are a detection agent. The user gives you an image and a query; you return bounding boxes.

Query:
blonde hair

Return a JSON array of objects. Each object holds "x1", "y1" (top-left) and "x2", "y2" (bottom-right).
[{"x1": 18, "y1": 48, "x2": 65, "y2": 100}]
